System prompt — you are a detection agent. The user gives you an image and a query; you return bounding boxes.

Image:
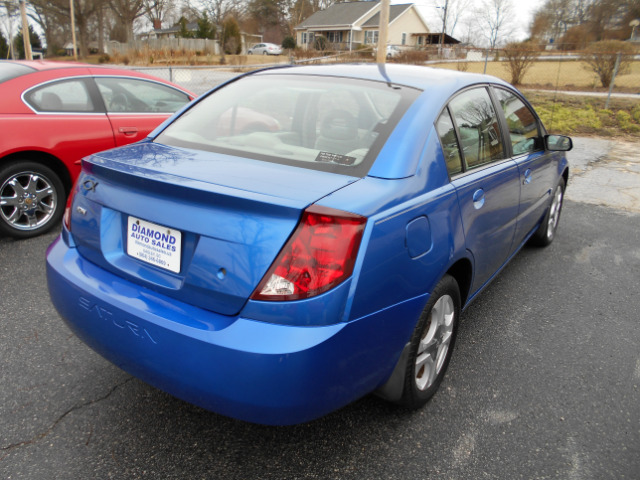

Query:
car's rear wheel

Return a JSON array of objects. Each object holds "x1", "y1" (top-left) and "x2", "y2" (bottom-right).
[
  {"x1": 263, "y1": 51, "x2": 268, "y2": 55},
  {"x1": 529, "y1": 177, "x2": 565, "y2": 247},
  {"x1": 0, "y1": 161, "x2": 65, "y2": 239},
  {"x1": 398, "y1": 274, "x2": 461, "y2": 409}
]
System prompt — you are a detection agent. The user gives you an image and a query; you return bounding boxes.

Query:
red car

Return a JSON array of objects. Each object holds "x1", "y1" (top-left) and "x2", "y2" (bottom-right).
[{"x1": 0, "y1": 60, "x2": 195, "y2": 238}]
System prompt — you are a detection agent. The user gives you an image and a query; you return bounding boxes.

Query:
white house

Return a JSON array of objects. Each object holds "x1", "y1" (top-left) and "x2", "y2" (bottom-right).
[{"x1": 295, "y1": 1, "x2": 437, "y2": 50}]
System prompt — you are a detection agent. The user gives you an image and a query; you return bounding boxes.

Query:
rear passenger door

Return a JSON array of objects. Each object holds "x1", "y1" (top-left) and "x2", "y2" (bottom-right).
[
  {"x1": 492, "y1": 87, "x2": 554, "y2": 248},
  {"x1": 436, "y1": 87, "x2": 521, "y2": 294}
]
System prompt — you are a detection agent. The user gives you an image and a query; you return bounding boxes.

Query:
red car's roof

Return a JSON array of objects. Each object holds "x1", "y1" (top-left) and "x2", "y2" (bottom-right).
[{"x1": 3, "y1": 60, "x2": 94, "y2": 71}]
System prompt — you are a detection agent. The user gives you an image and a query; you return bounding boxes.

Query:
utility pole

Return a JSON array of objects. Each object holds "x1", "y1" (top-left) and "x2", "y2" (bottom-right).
[
  {"x1": 70, "y1": 0, "x2": 78, "y2": 60},
  {"x1": 440, "y1": 0, "x2": 448, "y2": 48},
  {"x1": 19, "y1": 0, "x2": 32, "y2": 60},
  {"x1": 376, "y1": 0, "x2": 390, "y2": 63}
]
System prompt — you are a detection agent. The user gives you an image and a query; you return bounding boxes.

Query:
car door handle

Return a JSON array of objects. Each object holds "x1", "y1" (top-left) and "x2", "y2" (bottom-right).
[
  {"x1": 472, "y1": 189, "x2": 485, "y2": 209},
  {"x1": 523, "y1": 169, "x2": 532, "y2": 185},
  {"x1": 118, "y1": 127, "x2": 138, "y2": 135}
]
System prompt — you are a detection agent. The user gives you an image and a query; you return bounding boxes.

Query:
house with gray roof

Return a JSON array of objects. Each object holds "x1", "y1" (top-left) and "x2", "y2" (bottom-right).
[{"x1": 294, "y1": 1, "x2": 432, "y2": 50}]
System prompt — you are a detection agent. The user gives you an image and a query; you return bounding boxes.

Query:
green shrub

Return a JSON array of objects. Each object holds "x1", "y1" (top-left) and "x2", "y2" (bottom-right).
[{"x1": 282, "y1": 36, "x2": 296, "y2": 50}]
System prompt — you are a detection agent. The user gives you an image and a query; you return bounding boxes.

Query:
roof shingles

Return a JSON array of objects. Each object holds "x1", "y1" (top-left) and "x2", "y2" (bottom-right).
[{"x1": 296, "y1": 1, "x2": 380, "y2": 29}]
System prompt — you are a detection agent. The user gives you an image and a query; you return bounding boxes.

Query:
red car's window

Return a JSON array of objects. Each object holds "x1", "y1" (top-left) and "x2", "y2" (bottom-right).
[
  {"x1": 24, "y1": 79, "x2": 95, "y2": 112},
  {"x1": 95, "y1": 77, "x2": 190, "y2": 113}
]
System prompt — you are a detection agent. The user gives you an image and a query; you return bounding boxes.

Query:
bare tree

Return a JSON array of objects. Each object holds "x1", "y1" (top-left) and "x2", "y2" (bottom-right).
[
  {"x1": 143, "y1": 0, "x2": 172, "y2": 28},
  {"x1": 109, "y1": 0, "x2": 145, "y2": 43},
  {"x1": 475, "y1": 0, "x2": 515, "y2": 48},
  {"x1": 28, "y1": 1, "x2": 68, "y2": 54},
  {"x1": 435, "y1": 0, "x2": 472, "y2": 40},
  {"x1": 502, "y1": 41, "x2": 539, "y2": 84},
  {"x1": 1, "y1": 1, "x2": 19, "y2": 58},
  {"x1": 29, "y1": 0, "x2": 104, "y2": 57},
  {"x1": 582, "y1": 39, "x2": 635, "y2": 87}
]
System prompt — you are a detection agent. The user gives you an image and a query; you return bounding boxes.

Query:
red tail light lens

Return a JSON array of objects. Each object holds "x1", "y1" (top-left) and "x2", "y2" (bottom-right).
[{"x1": 251, "y1": 205, "x2": 366, "y2": 301}]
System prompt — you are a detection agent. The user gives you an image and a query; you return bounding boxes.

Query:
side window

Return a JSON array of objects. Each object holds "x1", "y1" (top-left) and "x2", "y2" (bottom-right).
[
  {"x1": 435, "y1": 109, "x2": 463, "y2": 176},
  {"x1": 494, "y1": 88, "x2": 542, "y2": 156},
  {"x1": 95, "y1": 77, "x2": 190, "y2": 113},
  {"x1": 448, "y1": 87, "x2": 504, "y2": 170},
  {"x1": 25, "y1": 79, "x2": 95, "y2": 112}
]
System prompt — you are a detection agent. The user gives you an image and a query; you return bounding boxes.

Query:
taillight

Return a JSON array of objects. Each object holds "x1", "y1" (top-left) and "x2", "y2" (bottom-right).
[
  {"x1": 251, "y1": 205, "x2": 366, "y2": 301},
  {"x1": 63, "y1": 180, "x2": 79, "y2": 231}
]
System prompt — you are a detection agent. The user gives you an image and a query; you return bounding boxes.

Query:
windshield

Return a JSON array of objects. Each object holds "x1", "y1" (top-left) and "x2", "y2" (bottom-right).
[{"x1": 154, "y1": 73, "x2": 420, "y2": 176}]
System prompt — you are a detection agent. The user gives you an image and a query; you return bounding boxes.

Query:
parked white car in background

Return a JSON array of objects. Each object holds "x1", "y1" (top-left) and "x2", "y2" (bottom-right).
[{"x1": 247, "y1": 43, "x2": 282, "y2": 55}]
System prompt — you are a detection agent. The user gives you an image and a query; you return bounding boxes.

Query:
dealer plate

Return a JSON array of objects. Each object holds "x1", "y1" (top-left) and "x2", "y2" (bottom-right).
[{"x1": 127, "y1": 216, "x2": 182, "y2": 273}]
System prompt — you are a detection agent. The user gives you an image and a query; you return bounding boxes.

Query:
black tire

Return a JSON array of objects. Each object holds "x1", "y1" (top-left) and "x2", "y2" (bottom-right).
[
  {"x1": 0, "y1": 161, "x2": 65, "y2": 239},
  {"x1": 529, "y1": 177, "x2": 565, "y2": 247},
  {"x1": 398, "y1": 274, "x2": 461, "y2": 409}
]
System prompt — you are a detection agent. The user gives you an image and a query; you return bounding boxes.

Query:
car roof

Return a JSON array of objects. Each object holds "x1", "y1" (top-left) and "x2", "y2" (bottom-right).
[
  {"x1": 1, "y1": 60, "x2": 95, "y2": 71},
  {"x1": 254, "y1": 63, "x2": 512, "y2": 99}
]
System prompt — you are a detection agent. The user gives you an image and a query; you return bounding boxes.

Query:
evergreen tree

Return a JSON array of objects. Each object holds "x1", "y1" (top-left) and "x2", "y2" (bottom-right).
[
  {"x1": 221, "y1": 16, "x2": 241, "y2": 54},
  {"x1": 0, "y1": 31, "x2": 8, "y2": 59},
  {"x1": 196, "y1": 12, "x2": 216, "y2": 39},
  {"x1": 14, "y1": 25, "x2": 42, "y2": 59},
  {"x1": 177, "y1": 17, "x2": 194, "y2": 38}
]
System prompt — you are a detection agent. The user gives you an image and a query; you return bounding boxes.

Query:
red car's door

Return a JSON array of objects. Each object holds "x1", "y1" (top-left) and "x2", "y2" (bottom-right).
[
  {"x1": 8, "y1": 76, "x2": 116, "y2": 178},
  {"x1": 93, "y1": 76, "x2": 192, "y2": 147}
]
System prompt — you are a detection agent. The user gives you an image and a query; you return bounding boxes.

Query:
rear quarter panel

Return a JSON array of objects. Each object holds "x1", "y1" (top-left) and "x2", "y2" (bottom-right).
[{"x1": 321, "y1": 129, "x2": 467, "y2": 322}]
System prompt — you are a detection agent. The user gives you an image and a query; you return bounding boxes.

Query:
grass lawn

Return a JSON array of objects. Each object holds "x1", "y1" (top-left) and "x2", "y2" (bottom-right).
[{"x1": 520, "y1": 91, "x2": 640, "y2": 138}]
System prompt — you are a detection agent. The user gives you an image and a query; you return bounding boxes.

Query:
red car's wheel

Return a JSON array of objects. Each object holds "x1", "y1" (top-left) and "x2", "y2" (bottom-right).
[{"x1": 0, "y1": 161, "x2": 65, "y2": 239}]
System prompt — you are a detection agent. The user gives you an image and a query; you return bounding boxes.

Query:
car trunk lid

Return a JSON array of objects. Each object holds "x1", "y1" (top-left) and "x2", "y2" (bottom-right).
[{"x1": 70, "y1": 142, "x2": 360, "y2": 316}]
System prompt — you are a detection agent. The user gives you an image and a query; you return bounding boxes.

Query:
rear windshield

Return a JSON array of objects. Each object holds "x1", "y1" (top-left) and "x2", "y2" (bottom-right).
[
  {"x1": 0, "y1": 62, "x2": 35, "y2": 84},
  {"x1": 154, "y1": 73, "x2": 420, "y2": 176}
]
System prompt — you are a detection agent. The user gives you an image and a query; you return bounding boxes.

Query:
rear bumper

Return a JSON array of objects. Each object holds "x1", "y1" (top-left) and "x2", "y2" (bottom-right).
[{"x1": 46, "y1": 236, "x2": 425, "y2": 425}]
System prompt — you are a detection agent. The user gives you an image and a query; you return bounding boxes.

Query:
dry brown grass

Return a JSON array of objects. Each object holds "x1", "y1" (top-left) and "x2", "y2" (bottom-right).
[{"x1": 429, "y1": 60, "x2": 640, "y2": 91}]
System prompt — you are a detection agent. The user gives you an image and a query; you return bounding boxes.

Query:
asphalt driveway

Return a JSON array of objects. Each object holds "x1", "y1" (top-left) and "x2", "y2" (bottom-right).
[{"x1": 1, "y1": 137, "x2": 639, "y2": 479}]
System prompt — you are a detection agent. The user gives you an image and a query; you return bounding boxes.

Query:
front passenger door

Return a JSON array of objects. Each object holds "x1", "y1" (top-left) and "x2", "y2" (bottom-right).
[
  {"x1": 493, "y1": 87, "x2": 554, "y2": 247},
  {"x1": 93, "y1": 77, "x2": 192, "y2": 146}
]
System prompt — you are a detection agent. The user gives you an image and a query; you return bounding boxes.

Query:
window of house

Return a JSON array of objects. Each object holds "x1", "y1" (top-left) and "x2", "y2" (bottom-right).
[
  {"x1": 417, "y1": 36, "x2": 423, "y2": 45},
  {"x1": 301, "y1": 32, "x2": 307, "y2": 45},
  {"x1": 448, "y1": 88, "x2": 504, "y2": 169},
  {"x1": 364, "y1": 30, "x2": 378, "y2": 44},
  {"x1": 327, "y1": 31, "x2": 343, "y2": 43},
  {"x1": 401, "y1": 33, "x2": 407, "y2": 45}
]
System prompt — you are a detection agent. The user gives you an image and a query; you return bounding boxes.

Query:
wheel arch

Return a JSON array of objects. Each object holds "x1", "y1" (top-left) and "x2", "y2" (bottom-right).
[
  {"x1": 446, "y1": 257, "x2": 473, "y2": 308},
  {"x1": 0, "y1": 151, "x2": 72, "y2": 197}
]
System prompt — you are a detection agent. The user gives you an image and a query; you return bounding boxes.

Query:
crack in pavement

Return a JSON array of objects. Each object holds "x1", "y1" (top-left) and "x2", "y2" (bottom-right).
[{"x1": 0, "y1": 377, "x2": 134, "y2": 455}]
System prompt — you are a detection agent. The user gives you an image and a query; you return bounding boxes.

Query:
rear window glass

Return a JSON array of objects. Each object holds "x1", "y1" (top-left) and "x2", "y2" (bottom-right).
[
  {"x1": 154, "y1": 73, "x2": 420, "y2": 176},
  {"x1": 0, "y1": 62, "x2": 35, "y2": 84}
]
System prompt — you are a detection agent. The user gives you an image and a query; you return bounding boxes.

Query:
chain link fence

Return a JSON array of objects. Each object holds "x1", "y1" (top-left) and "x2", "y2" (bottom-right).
[{"x1": 129, "y1": 47, "x2": 640, "y2": 101}]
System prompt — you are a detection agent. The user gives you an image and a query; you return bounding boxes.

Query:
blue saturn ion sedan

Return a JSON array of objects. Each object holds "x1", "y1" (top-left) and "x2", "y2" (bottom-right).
[{"x1": 46, "y1": 64, "x2": 572, "y2": 425}]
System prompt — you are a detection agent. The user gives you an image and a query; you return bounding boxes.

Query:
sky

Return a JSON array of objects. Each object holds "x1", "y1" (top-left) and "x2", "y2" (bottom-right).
[{"x1": 397, "y1": 0, "x2": 545, "y2": 44}]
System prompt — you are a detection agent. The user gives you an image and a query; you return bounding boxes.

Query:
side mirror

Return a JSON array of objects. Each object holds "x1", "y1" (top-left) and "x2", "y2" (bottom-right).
[{"x1": 545, "y1": 134, "x2": 573, "y2": 152}]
